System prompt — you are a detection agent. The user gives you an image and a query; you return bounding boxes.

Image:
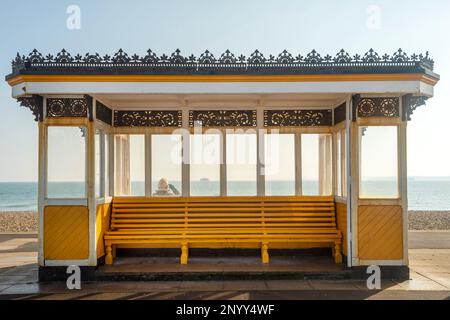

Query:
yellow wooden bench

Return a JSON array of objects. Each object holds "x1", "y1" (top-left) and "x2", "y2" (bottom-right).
[{"x1": 104, "y1": 196, "x2": 343, "y2": 265}]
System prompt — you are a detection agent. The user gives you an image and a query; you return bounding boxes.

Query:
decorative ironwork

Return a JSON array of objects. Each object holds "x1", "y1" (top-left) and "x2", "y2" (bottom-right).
[
  {"x1": 189, "y1": 110, "x2": 257, "y2": 127},
  {"x1": 114, "y1": 110, "x2": 182, "y2": 127},
  {"x1": 264, "y1": 110, "x2": 332, "y2": 127},
  {"x1": 17, "y1": 95, "x2": 44, "y2": 122},
  {"x1": 356, "y1": 98, "x2": 400, "y2": 118},
  {"x1": 352, "y1": 94, "x2": 361, "y2": 121},
  {"x1": 84, "y1": 95, "x2": 94, "y2": 121},
  {"x1": 334, "y1": 103, "x2": 347, "y2": 125},
  {"x1": 402, "y1": 94, "x2": 428, "y2": 121},
  {"x1": 96, "y1": 101, "x2": 113, "y2": 125},
  {"x1": 8, "y1": 48, "x2": 435, "y2": 78},
  {"x1": 47, "y1": 98, "x2": 89, "y2": 118}
]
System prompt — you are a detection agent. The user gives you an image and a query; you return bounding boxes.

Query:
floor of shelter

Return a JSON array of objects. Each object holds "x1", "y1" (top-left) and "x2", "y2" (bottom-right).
[{"x1": 0, "y1": 232, "x2": 450, "y2": 299}]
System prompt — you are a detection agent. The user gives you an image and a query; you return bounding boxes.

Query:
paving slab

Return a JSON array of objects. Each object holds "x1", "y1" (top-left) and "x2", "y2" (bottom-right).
[{"x1": 409, "y1": 231, "x2": 450, "y2": 249}]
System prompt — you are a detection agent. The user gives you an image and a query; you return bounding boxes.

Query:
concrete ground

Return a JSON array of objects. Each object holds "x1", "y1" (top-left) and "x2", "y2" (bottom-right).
[{"x1": 0, "y1": 231, "x2": 449, "y2": 300}]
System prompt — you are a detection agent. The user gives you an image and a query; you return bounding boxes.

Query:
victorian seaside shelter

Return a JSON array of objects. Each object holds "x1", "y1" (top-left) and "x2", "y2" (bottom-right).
[{"x1": 5, "y1": 48, "x2": 439, "y2": 281}]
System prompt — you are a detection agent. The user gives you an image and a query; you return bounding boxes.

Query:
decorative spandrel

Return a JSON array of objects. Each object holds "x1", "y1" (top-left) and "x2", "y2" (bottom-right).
[
  {"x1": 47, "y1": 98, "x2": 89, "y2": 118},
  {"x1": 96, "y1": 101, "x2": 113, "y2": 126},
  {"x1": 356, "y1": 97, "x2": 400, "y2": 118},
  {"x1": 402, "y1": 94, "x2": 428, "y2": 121},
  {"x1": 264, "y1": 110, "x2": 332, "y2": 127},
  {"x1": 189, "y1": 110, "x2": 257, "y2": 127},
  {"x1": 114, "y1": 110, "x2": 182, "y2": 127},
  {"x1": 17, "y1": 95, "x2": 43, "y2": 122}
]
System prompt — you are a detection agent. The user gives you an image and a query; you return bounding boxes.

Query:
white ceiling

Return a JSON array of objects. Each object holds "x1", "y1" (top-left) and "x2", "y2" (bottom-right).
[{"x1": 93, "y1": 93, "x2": 348, "y2": 110}]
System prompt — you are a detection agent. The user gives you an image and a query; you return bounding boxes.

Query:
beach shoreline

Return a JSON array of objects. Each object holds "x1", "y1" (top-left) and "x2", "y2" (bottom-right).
[{"x1": 1, "y1": 210, "x2": 449, "y2": 233}]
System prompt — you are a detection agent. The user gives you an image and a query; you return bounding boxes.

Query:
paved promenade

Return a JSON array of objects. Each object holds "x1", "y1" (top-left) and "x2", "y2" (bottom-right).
[{"x1": 0, "y1": 232, "x2": 449, "y2": 300}]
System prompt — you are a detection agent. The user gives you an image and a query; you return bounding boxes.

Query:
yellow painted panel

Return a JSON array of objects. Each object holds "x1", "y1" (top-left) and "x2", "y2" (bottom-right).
[
  {"x1": 336, "y1": 202, "x2": 347, "y2": 256},
  {"x1": 44, "y1": 206, "x2": 89, "y2": 260},
  {"x1": 358, "y1": 205, "x2": 403, "y2": 260},
  {"x1": 96, "y1": 203, "x2": 111, "y2": 259}
]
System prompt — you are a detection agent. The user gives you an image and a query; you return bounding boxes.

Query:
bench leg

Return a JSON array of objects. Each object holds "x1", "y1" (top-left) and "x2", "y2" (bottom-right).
[
  {"x1": 334, "y1": 241, "x2": 343, "y2": 264},
  {"x1": 112, "y1": 246, "x2": 117, "y2": 259},
  {"x1": 105, "y1": 245, "x2": 114, "y2": 265},
  {"x1": 181, "y1": 242, "x2": 189, "y2": 265},
  {"x1": 261, "y1": 243, "x2": 269, "y2": 264}
]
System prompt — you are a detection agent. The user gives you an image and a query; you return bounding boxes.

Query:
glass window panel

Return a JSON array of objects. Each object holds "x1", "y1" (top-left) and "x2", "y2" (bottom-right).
[
  {"x1": 341, "y1": 129, "x2": 347, "y2": 197},
  {"x1": 114, "y1": 134, "x2": 145, "y2": 196},
  {"x1": 129, "y1": 135, "x2": 145, "y2": 196},
  {"x1": 95, "y1": 130, "x2": 101, "y2": 198},
  {"x1": 227, "y1": 133, "x2": 257, "y2": 196},
  {"x1": 264, "y1": 134, "x2": 295, "y2": 196},
  {"x1": 152, "y1": 134, "x2": 182, "y2": 196},
  {"x1": 301, "y1": 134, "x2": 320, "y2": 195},
  {"x1": 105, "y1": 134, "x2": 110, "y2": 197},
  {"x1": 360, "y1": 126, "x2": 398, "y2": 198},
  {"x1": 47, "y1": 126, "x2": 86, "y2": 198},
  {"x1": 336, "y1": 131, "x2": 342, "y2": 197},
  {"x1": 190, "y1": 134, "x2": 221, "y2": 196},
  {"x1": 302, "y1": 134, "x2": 332, "y2": 196}
]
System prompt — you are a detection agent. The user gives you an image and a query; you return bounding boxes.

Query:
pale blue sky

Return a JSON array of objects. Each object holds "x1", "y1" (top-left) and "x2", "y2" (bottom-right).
[{"x1": 0, "y1": 0, "x2": 449, "y2": 181}]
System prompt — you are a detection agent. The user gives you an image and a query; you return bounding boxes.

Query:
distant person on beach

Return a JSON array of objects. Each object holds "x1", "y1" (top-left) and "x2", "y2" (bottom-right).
[{"x1": 153, "y1": 178, "x2": 180, "y2": 196}]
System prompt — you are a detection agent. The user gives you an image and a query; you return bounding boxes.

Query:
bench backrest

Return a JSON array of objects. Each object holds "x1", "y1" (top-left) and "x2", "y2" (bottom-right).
[{"x1": 110, "y1": 196, "x2": 337, "y2": 232}]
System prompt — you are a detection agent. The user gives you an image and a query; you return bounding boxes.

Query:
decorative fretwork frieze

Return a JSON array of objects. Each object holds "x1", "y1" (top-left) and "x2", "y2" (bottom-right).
[
  {"x1": 333, "y1": 103, "x2": 347, "y2": 125},
  {"x1": 359, "y1": 97, "x2": 400, "y2": 118},
  {"x1": 264, "y1": 110, "x2": 332, "y2": 127},
  {"x1": 353, "y1": 97, "x2": 400, "y2": 119},
  {"x1": 114, "y1": 110, "x2": 182, "y2": 127},
  {"x1": 17, "y1": 95, "x2": 43, "y2": 122},
  {"x1": 96, "y1": 101, "x2": 113, "y2": 126},
  {"x1": 402, "y1": 94, "x2": 428, "y2": 121},
  {"x1": 47, "y1": 97, "x2": 90, "y2": 118},
  {"x1": 189, "y1": 110, "x2": 257, "y2": 127},
  {"x1": 9, "y1": 48, "x2": 435, "y2": 77}
]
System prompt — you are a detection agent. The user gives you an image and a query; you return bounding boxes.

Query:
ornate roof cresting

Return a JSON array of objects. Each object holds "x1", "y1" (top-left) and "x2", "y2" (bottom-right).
[{"x1": 8, "y1": 48, "x2": 435, "y2": 77}]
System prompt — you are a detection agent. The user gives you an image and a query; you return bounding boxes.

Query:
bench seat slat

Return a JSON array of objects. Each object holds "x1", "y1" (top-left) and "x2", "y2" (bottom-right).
[{"x1": 104, "y1": 196, "x2": 343, "y2": 266}]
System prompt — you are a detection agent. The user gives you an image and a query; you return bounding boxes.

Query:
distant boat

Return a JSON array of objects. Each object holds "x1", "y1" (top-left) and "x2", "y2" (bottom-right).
[{"x1": 200, "y1": 178, "x2": 210, "y2": 182}]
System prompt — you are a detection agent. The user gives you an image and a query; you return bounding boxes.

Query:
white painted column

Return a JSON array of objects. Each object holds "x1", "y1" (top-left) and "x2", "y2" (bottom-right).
[
  {"x1": 37, "y1": 120, "x2": 47, "y2": 267},
  {"x1": 220, "y1": 131, "x2": 227, "y2": 196},
  {"x1": 145, "y1": 133, "x2": 152, "y2": 196},
  {"x1": 86, "y1": 120, "x2": 97, "y2": 266},
  {"x1": 398, "y1": 120, "x2": 409, "y2": 266},
  {"x1": 349, "y1": 102, "x2": 360, "y2": 267},
  {"x1": 295, "y1": 133, "x2": 303, "y2": 196},
  {"x1": 256, "y1": 108, "x2": 265, "y2": 196},
  {"x1": 182, "y1": 109, "x2": 190, "y2": 197}
]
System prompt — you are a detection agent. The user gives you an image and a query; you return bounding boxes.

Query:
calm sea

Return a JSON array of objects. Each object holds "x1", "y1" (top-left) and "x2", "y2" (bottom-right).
[{"x1": 0, "y1": 179, "x2": 449, "y2": 211}]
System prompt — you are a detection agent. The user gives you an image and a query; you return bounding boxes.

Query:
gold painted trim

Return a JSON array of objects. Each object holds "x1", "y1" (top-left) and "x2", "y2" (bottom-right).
[{"x1": 7, "y1": 73, "x2": 439, "y2": 86}]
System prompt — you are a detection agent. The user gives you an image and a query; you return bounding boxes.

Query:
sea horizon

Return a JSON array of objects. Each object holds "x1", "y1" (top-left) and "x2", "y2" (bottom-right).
[{"x1": 1, "y1": 177, "x2": 450, "y2": 212}]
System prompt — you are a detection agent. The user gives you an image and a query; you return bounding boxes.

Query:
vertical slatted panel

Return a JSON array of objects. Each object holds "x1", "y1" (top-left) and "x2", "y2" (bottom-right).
[
  {"x1": 358, "y1": 205, "x2": 403, "y2": 260},
  {"x1": 96, "y1": 203, "x2": 111, "y2": 258},
  {"x1": 335, "y1": 202, "x2": 347, "y2": 256},
  {"x1": 44, "y1": 206, "x2": 89, "y2": 260}
]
